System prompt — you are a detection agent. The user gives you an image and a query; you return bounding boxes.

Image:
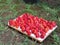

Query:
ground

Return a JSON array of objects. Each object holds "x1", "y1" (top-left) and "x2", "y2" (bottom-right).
[{"x1": 0, "y1": 0, "x2": 60, "y2": 45}]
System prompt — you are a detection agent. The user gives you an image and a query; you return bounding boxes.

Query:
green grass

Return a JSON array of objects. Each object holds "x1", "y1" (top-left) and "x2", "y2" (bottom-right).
[
  {"x1": 38, "y1": 2, "x2": 59, "y2": 16},
  {"x1": 21, "y1": 4, "x2": 38, "y2": 15},
  {"x1": 0, "y1": 0, "x2": 60, "y2": 45},
  {"x1": 52, "y1": 32, "x2": 60, "y2": 45}
]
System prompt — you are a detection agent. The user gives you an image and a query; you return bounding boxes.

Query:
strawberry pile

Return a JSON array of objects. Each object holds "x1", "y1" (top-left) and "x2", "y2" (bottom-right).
[{"x1": 8, "y1": 13, "x2": 56, "y2": 39}]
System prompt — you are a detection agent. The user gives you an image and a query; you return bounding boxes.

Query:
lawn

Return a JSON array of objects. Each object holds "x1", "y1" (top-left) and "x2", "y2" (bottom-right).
[{"x1": 0, "y1": 0, "x2": 60, "y2": 45}]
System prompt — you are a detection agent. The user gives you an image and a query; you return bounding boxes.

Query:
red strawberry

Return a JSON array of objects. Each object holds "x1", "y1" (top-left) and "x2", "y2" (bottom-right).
[
  {"x1": 49, "y1": 25, "x2": 53, "y2": 29},
  {"x1": 22, "y1": 14, "x2": 28, "y2": 22},
  {"x1": 44, "y1": 26, "x2": 49, "y2": 32},
  {"x1": 40, "y1": 33, "x2": 45, "y2": 38},
  {"x1": 14, "y1": 21, "x2": 19, "y2": 28},
  {"x1": 9, "y1": 20, "x2": 13, "y2": 26},
  {"x1": 26, "y1": 30, "x2": 31, "y2": 35},
  {"x1": 9, "y1": 20, "x2": 17, "y2": 27},
  {"x1": 47, "y1": 22, "x2": 53, "y2": 29},
  {"x1": 26, "y1": 26, "x2": 30, "y2": 30},
  {"x1": 43, "y1": 22, "x2": 47, "y2": 28},
  {"x1": 21, "y1": 25, "x2": 25, "y2": 32},
  {"x1": 34, "y1": 17, "x2": 39, "y2": 24},
  {"x1": 29, "y1": 14, "x2": 34, "y2": 19},
  {"x1": 22, "y1": 13, "x2": 28, "y2": 18},
  {"x1": 40, "y1": 24, "x2": 44, "y2": 30},
  {"x1": 34, "y1": 17, "x2": 39, "y2": 21},
  {"x1": 30, "y1": 18, "x2": 34, "y2": 24},
  {"x1": 36, "y1": 28, "x2": 39, "y2": 32},
  {"x1": 35, "y1": 33, "x2": 40, "y2": 38},
  {"x1": 26, "y1": 27, "x2": 31, "y2": 35},
  {"x1": 31, "y1": 29, "x2": 35, "y2": 33},
  {"x1": 40, "y1": 29, "x2": 46, "y2": 38},
  {"x1": 12, "y1": 21, "x2": 16, "y2": 27},
  {"x1": 16, "y1": 17, "x2": 24, "y2": 26},
  {"x1": 33, "y1": 30, "x2": 37, "y2": 35},
  {"x1": 40, "y1": 18, "x2": 44, "y2": 21},
  {"x1": 51, "y1": 21, "x2": 56, "y2": 27},
  {"x1": 44, "y1": 20, "x2": 48, "y2": 24}
]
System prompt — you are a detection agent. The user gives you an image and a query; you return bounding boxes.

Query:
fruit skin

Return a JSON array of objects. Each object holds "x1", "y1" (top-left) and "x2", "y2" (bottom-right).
[
  {"x1": 26, "y1": 29, "x2": 31, "y2": 35},
  {"x1": 9, "y1": 20, "x2": 13, "y2": 26},
  {"x1": 40, "y1": 33, "x2": 45, "y2": 38},
  {"x1": 51, "y1": 21, "x2": 56, "y2": 27},
  {"x1": 35, "y1": 33, "x2": 40, "y2": 38},
  {"x1": 26, "y1": 27, "x2": 31, "y2": 35},
  {"x1": 14, "y1": 21, "x2": 19, "y2": 28},
  {"x1": 16, "y1": 16, "x2": 22, "y2": 23},
  {"x1": 21, "y1": 25, "x2": 25, "y2": 32},
  {"x1": 9, "y1": 20, "x2": 16, "y2": 27},
  {"x1": 39, "y1": 29, "x2": 46, "y2": 38}
]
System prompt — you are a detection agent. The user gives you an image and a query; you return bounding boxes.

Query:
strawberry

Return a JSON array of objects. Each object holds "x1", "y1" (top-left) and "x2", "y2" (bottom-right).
[
  {"x1": 44, "y1": 26, "x2": 49, "y2": 32},
  {"x1": 30, "y1": 18, "x2": 34, "y2": 25},
  {"x1": 43, "y1": 22, "x2": 47, "y2": 28},
  {"x1": 9, "y1": 20, "x2": 14, "y2": 26},
  {"x1": 36, "y1": 28, "x2": 39, "y2": 32},
  {"x1": 51, "y1": 21, "x2": 56, "y2": 27},
  {"x1": 22, "y1": 13, "x2": 28, "y2": 18},
  {"x1": 49, "y1": 25, "x2": 53, "y2": 30},
  {"x1": 47, "y1": 22, "x2": 52, "y2": 29},
  {"x1": 26, "y1": 27, "x2": 31, "y2": 35},
  {"x1": 35, "y1": 33, "x2": 40, "y2": 38},
  {"x1": 40, "y1": 33, "x2": 45, "y2": 38},
  {"x1": 34, "y1": 17, "x2": 39, "y2": 24},
  {"x1": 31, "y1": 28, "x2": 35, "y2": 33},
  {"x1": 33, "y1": 30, "x2": 38, "y2": 35},
  {"x1": 26, "y1": 30, "x2": 31, "y2": 35},
  {"x1": 14, "y1": 21, "x2": 19, "y2": 28},
  {"x1": 40, "y1": 18, "x2": 44, "y2": 22},
  {"x1": 40, "y1": 29, "x2": 46, "y2": 38},
  {"x1": 40, "y1": 24, "x2": 44, "y2": 30},
  {"x1": 29, "y1": 14, "x2": 34, "y2": 19},
  {"x1": 21, "y1": 25, "x2": 25, "y2": 32},
  {"x1": 44, "y1": 20, "x2": 48, "y2": 24},
  {"x1": 34, "y1": 16, "x2": 39, "y2": 21},
  {"x1": 22, "y1": 13, "x2": 28, "y2": 22},
  {"x1": 9, "y1": 20, "x2": 17, "y2": 27}
]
